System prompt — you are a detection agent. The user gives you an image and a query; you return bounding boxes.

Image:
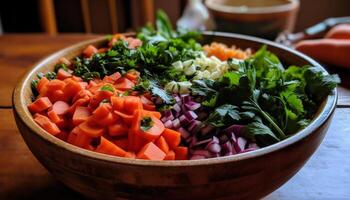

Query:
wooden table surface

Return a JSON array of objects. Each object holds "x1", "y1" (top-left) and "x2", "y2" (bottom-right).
[{"x1": 1, "y1": 34, "x2": 350, "y2": 200}]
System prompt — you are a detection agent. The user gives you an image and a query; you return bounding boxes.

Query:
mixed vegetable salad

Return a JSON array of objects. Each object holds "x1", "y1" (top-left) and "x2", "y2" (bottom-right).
[{"x1": 28, "y1": 11, "x2": 339, "y2": 161}]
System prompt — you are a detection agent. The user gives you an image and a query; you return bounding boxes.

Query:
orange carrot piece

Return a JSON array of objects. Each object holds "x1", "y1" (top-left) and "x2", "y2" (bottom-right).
[
  {"x1": 46, "y1": 79, "x2": 66, "y2": 90},
  {"x1": 48, "y1": 89, "x2": 66, "y2": 103},
  {"x1": 137, "y1": 142, "x2": 166, "y2": 160},
  {"x1": 83, "y1": 45, "x2": 98, "y2": 58},
  {"x1": 114, "y1": 110, "x2": 134, "y2": 126},
  {"x1": 64, "y1": 80, "x2": 83, "y2": 100},
  {"x1": 164, "y1": 150, "x2": 175, "y2": 160},
  {"x1": 67, "y1": 126, "x2": 80, "y2": 144},
  {"x1": 114, "y1": 77, "x2": 135, "y2": 90},
  {"x1": 78, "y1": 119, "x2": 104, "y2": 138},
  {"x1": 37, "y1": 77, "x2": 49, "y2": 93},
  {"x1": 139, "y1": 115, "x2": 164, "y2": 141},
  {"x1": 155, "y1": 136, "x2": 169, "y2": 154},
  {"x1": 52, "y1": 101, "x2": 70, "y2": 115},
  {"x1": 34, "y1": 114, "x2": 61, "y2": 135},
  {"x1": 112, "y1": 137, "x2": 129, "y2": 150},
  {"x1": 142, "y1": 110, "x2": 161, "y2": 119},
  {"x1": 95, "y1": 136, "x2": 126, "y2": 157},
  {"x1": 92, "y1": 103, "x2": 111, "y2": 119},
  {"x1": 111, "y1": 96, "x2": 125, "y2": 111},
  {"x1": 125, "y1": 70, "x2": 140, "y2": 82},
  {"x1": 57, "y1": 68, "x2": 72, "y2": 80},
  {"x1": 72, "y1": 89, "x2": 92, "y2": 103},
  {"x1": 47, "y1": 109, "x2": 64, "y2": 124},
  {"x1": 162, "y1": 128, "x2": 181, "y2": 149},
  {"x1": 124, "y1": 96, "x2": 142, "y2": 114},
  {"x1": 124, "y1": 151, "x2": 136, "y2": 158},
  {"x1": 28, "y1": 97, "x2": 52, "y2": 113},
  {"x1": 108, "y1": 122, "x2": 129, "y2": 137},
  {"x1": 56, "y1": 130, "x2": 69, "y2": 141},
  {"x1": 174, "y1": 146, "x2": 188, "y2": 160},
  {"x1": 66, "y1": 97, "x2": 89, "y2": 116},
  {"x1": 74, "y1": 130, "x2": 93, "y2": 149},
  {"x1": 89, "y1": 90, "x2": 114, "y2": 109},
  {"x1": 72, "y1": 106, "x2": 91, "y2": 126}
]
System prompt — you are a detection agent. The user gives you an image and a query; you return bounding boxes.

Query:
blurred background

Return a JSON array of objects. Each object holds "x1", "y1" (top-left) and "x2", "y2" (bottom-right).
[{"x1": 0, "y1": 0, "x2": 349, "y2": 37}]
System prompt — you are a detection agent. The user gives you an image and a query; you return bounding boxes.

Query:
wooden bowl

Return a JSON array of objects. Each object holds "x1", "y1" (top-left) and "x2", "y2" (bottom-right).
[
  {"x1": 13, "y1": 33, "x2": 337, "y2": 200},
  {"x1": 205, "y1": 0, "x2": 300, "y2": 40}
]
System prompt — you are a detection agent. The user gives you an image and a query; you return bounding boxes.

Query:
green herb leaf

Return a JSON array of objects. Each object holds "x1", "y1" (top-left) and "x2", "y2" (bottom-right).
[
  {"x1": 140, "y1": 116, "x2": 154, "y2": 131},
  {"x1": 206, "y1": 104, "x2": 240, "y2": 127},
  {"x1": 244, "y1": 121, "x2": 280, "y2": 146},
  {"x1": 100, "y1": 84, "x2": 115, "y2": 92}
]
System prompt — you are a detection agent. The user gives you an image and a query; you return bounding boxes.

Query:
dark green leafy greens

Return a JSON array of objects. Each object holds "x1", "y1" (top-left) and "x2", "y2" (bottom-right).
[
  {"x1": 140, "y1": 117, "x2": 154, "y2": 132},
  {"x1": 191, "y1": 46, "x2": 339, "y2": 146}
]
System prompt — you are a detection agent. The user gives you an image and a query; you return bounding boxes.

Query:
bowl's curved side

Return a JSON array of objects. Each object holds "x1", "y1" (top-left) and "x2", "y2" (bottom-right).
[{"x1": 13, "y1": 33, "x2": 337, "y2": 200}]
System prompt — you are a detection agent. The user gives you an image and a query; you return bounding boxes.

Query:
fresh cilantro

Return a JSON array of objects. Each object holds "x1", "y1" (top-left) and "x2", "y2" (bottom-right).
[
  {"x1": 244, "y1": 122, "x2": 280, "y2": 146},
  {"x1": 100, "y1": 84, "x2": 114, "y2": 92},
  {"x1": 206, "y1": 104, "x2": 240, "y2": 127},
  {"x1": 140, "y1": 116, "x2": 154, "y2": 131}
]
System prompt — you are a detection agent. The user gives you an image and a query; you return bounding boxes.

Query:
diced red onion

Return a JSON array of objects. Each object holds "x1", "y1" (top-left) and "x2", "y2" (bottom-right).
[
  {"x1": 188, "y1": 120, "x2": 201, "y2": 133},
  {"x1": 240, "y1": 148, "x2": 258, "y2": 153},
  {"x1": 192, "y1": 150, "x2": 211, "y2": 158},
  {"x1": 181, "y1": 94, "x2": 191, "y2": 103},
  {"x1": 161, "y1": 110, "x2": 174, "y2": 122},
  {"x1": 173, "y1": 94, "x2": 181, "y2": 103},
  {"x1": 178, "y1": 127, "x2": 190, "y2": 139},
  {"x1": 179, "y1": 114, "x2": 190, "y2": 126},
  {"x1": 224, "y1": 124, "x2": 244, "y2": 137},
  {"x1": 207, "y1": 143, "x2": 221, "y2": 153},
  {"x1": 193, "y1": 138, "x2": 212, "y2": 146},
  {"x1": 172, "y1": 118, "x2": 181, "y2": 129},
  {"x1": 164, "y1": 120, "x2": 173, "y2": 129},
  {"x1": 185, "y1": 101, "x2": 201, "y2": 111},
  {"x1": 173, "y1": 103, "x2": 181, "y2": 113},
  {"x1": 221, "y1": 141, "x2": 233, "y2": 155},
  {"x1": 200, "y1": 124, "x2": 215, "y2": 136},
  {"x1": 185, "y1": 111, "x2": 198, "y2": 121},
  {"x1": 234, "y1": 137, "x2": 247, "y2": 153}
]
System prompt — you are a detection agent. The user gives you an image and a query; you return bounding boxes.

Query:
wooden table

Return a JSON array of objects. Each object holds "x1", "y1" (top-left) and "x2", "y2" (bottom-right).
[{"x1": 1, "y1": 34, "x2": 350, "y2": 200}]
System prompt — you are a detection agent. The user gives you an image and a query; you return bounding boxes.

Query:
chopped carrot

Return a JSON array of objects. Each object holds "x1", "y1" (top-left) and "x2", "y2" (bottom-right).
[
  {"x1": 78, "y1": 119, "x2": 104, "y2": 138},
  {"x1": 72, "y1": 89, "x2": 92, "y2": 103},
  {"x1": 174, "y1": 146, "x2": 188, "y2": 160},
  {"x1": 112, "y1": 137, "x2": 128, "y2": 150},
  {"x1": 63, "y1": 80, "x2": 83, "y2": 100},
  {"x1": 48, "y1": 89, "x2": 66, "y2": 103},
  {"x1": 95, "y1": 136, "x2": 126, "y2": 157},
  {"x1": 92, "y1": 103, "x2": 111, "y2": 119},
  {"x1": 140, "y1": 95, "x2": 156, "y2": 111},
  {"x1": 125, "y1": 70, "x2": 140, "y2": 82},
  {"x1": 162, "y1": 128, "x2": 181, "y2": 149},
  {"x1": 46, "y1": 79, "x2": 66, "y2": 91},
  {"x1": 57, "y1": 68, "x2": 72, "y2": 80},
  {"x1": 74, "y1": 130, "x2": 93, "y2": 149},
  {"x1": 108, "y1": 122, "x2": 128, "y2": 137},
  {"x1": 52, "y1": 101, "x2": 70, "y2": 115},
  {"x1": 47, "y1": 109, "x2": 64, "y2": 124},
  {"x1": 114, "y1": 110, "x2": 134, "y2": 126},
  {"x1": 155, "y1": 136, "x2": 169, "y2": 154},
  {"x1": 72, "y1": 106, "x2": 91, "y2": 126},
  {"x1": 111, "y1": 96, "x2": 125, "y2": 111},
  {"x1": 56, "y1": 131, "x2": 69, "y2": 141},
  {"x1": 34, "y1": 114, "x2": 61, "y2": 135},
  {"x1": 89, "y1": 90, "x2": 114, "y2": 109},
  {"x1": 28, "y1": 97, "x2": 52, "y2": 113},
  {"x1": 37, "y1": 77, "x2": 49, "y2": 93},
  {"x1": 124, "y1": 96, "x2": 142, "y2": 114},
  {"x1": 67, "y1": 126, "x2": 80, "y2": 144},
  {"x1": 164, "y1": 150, "x2": 175, "y2": 160},
  {"x1": 65, "y1": 97, "x2": 89, "y2": 116},
  {"x1": 114, "y1": 77, "x2": 135, "y2": 90},
  {"x1": 142, "y1": 110, "x2": 161, "y2": 119},
  {"x1": 137, "y1": 142, "x2": 166, "y2": 160},
  {"x1": 82, "y1": 45, "x2": 98, "y2": 58},
  {"x1": 58, "y1": 57, "x2": 72, "y2": 67},
  {"x1": 139, "y1": 115, "x2": 164, "y2": 141},
  {"x1": 124, "y1": 151, "x2": 136, "y2": 158}
]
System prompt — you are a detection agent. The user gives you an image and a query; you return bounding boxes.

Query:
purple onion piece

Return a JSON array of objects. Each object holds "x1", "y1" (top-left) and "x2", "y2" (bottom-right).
[
  {"x1": 234, "y1": 137, "x2": 247, "y2": 153},
  {"x1": 164, "y1": 120, "x2": 173, "y2": 129},
  {"x1": 172, "y1": 118, "x2": 181, "y2": 129},
  {"x1": 173, "y1": 94, "x2": 181, "y2": 103},
  {"x1": 179, "y1": 114, "x2": 190, "y2": 126},
  {"x1": 181, "y1": 94, "x2": 191, "y2": 103},
  {"x1": 207, "y1": 143, "x2": 221, "y2": 153},
  {"x1": 224, "y1": 124, "x2": 245, "y2": 137},
  {"x1": 172, "y1": 103, "x2": 181, "y2": 112},
  {"x1": 185, "y1": 111, "x2": 198, "y2": 121},
  {"x1": 194, "y1": 138, "x2": 212, "y2": 146},
  {"x1": 192, "y1": 150, "x2": 211, "y2": 158},
  {"x1": 219, "y1": 134, "x2": 230, "y2": 144},
  {"x1": 178, "y1": 127, "x2": 190, "y2": 139},
  {"x1": 161, "y1": 110, "x2": 174, "y2": 122},
  {"x1": 221, "y1": 141, "x2": 233, "y2": 155},
  {"x1": 185, "y1": 101, "x2": 201, "y2": 111},
  {"x1": 230, "y1": 132, "x2": 237, "y2": 144},
  {"x1": 240, "y1": 148, "x2": 257, "y2": 153},
  {"x1": 187, "y1": 120, "x2": 201, "y2": 133}
]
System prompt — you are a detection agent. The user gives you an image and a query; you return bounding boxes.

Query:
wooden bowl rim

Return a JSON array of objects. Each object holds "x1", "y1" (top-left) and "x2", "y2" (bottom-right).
[
  {"x1": 205, "y1": 0, "x2": 299, "y2": 15},
  {"x1": 13, "y1": 32, "x2": 337, "y2": 167}
]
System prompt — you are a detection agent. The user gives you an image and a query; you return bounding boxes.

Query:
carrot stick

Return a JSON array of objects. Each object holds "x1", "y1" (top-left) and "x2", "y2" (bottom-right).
[
  {"x1": 174, "y1": 146, "x2": 188, "y2": 160},
  {"x1": 164, "y1": 150, "x2": 175, "y2": 160},
  {"x1": 136, "y1": 142, "x2": 166, "y2": 160},
  {"x1": 72, "y1": 106, "x2": 91, "y2": 126},
  {"x1": 108, "y1": 122, "x2": 128, "y2": 137},
  {"x1": 34, "y1": 113, "x2": 61, "y2": 135},
  {"x1": 78, "y1": 119, "x2": 104, "y2": 138},
  {"x1": 161, "y1": 128, "x2": 181, "y2": 150},
  {"x1": 57, "y1": 68, "x2": 72, "y2": 80},
  {"x1": 112, "y1": 137, "x2": 128, "y2": 150},
  {"x1": 95, "y1": 136, "x2": 126, "y2": 157},
  {"x1": 28, "y1": 97, "x2": 52, "y2": 113},
  {"x1": 155, "y1": 136, "x2": 169, "y2": 154},
  {"x1": 139, "y1": 115, "x2": 164, "y2": 141}
]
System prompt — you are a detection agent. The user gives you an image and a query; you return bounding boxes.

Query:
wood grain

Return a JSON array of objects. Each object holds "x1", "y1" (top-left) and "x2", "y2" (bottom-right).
[
  {"x1": 0, "y1": 34, "x2": 99, "y2": 107},
  {"x1": 2, "y1": 108, "x2": 350, "y2": 199}
]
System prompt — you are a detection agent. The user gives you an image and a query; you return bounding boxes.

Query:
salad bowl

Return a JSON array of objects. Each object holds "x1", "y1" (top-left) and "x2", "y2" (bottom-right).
[{"x1": 13, "y1": 32, "x2": 337, "y2": 200}]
